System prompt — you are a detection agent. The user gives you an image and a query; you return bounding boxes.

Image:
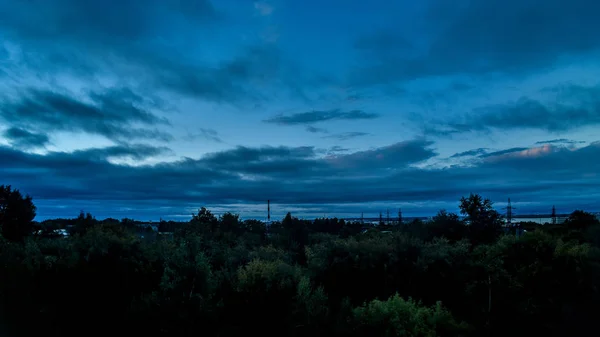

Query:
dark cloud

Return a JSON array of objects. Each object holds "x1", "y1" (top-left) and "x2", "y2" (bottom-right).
[
  {"x1": 428, "y1": 0, "x2": 600, "y2": 73},
  {"x1": 305, "y1": 126, "x2": 329, "y2": 133},
  {"x1": 349, "y1": 0, "x2": 600, "y2": 88},
  {"x1": 0, "y1": 1, "x2": 327, "y2": 105},
  {"x1": 0, "y1": 0, "x2": 218, "y2": 43},
  {"x1": 536, "y1": 139, "x2": 585, "y2": 145},
  {"x1": 325, "y1": 139, "x2": 437, "y2": 171},
  {"x1": 264, "y1": 109, "x2": 380, "y2": 126},
  {"x1": 322, "y1": 132, "x2": 371, "y2": 141},
  {"x1": 2, "y1": 141, "x2": 600, "y2": 218},
  {"x1": 326, "y1": 146, "x2": 351, "y2": 154},
  {"x1": 184, "y1": 128, "x2": 223, "y2": 143},
  {"x1": 3, "y1": 127, "x2": 50, "y2": 149},
  {"x1": 450, "y1": 148, "x2": 489, "y2": 158},
  {"x1": 479, "y1": 147, "x2": 529, "y2": 158},
  {"x1": 440, "y1": 84, "x2": 600, "y2": 133},
  {"x1": 0, "y1": 88, "x2": 172, "y2": 141}
]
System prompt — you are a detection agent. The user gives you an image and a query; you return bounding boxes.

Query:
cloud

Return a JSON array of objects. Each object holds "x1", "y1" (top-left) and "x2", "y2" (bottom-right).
[
  {"x1": 450, "y1": 148, "x2": 489, "y2": 158},
  {"x1": 3, "y1": 127, "x2": 50, "y2": 149},
  {"x1": 264, "y1": 109, "x2": 380, "y2": 126},
  {"x1": 479, "y1": 147, "x2": 529, "y2": 158},
  {"x1": 325, "y1": 139, "x2": 437, "y2": 171},
  {"x1": 0, "y1": 0, "x2": 219, "y2": 43},
  {"x1": 305, "y1": 126, "x2": 329, "y2": 133},
  {"x1": 322, "y1": 132, "x2": 371, "y2": 141},
  {"x1": 254, "y1": 1, "x2": 274, "y2": 16},
  {"x1": 427, "y1": 0, "x2": 600, "y2": 73},
  {"x1": 438, "y1": 84, "x2": 600, "y2": 134},
  {"x1": 348, "y1": 0, "x2": 600, "y2": 89},
  {"x1": 2, "y1": 141, "x2": 600, "y2": 218},
  {"x1": 536, "y1": 139, "x2": 585, "y2": 145},
  {"x1": 184, "y1": 128, "x2": 223, "y2": 143},
  {"x1": 326, "y1": 146, "x2": 351, "y2": 154},
  {"x1": 0, "y1": 1, "x2": 323, "y2": 105},
  {"x1": 0, "y1": 88, "x2": 172, "y2": 142}
]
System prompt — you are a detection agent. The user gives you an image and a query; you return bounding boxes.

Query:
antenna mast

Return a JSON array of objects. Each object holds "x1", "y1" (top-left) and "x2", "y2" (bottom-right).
[
  {"x1": 267, "y1": 200, "x2": 271, "y2": 222},
  {"x1": 551, "y1": 205, "x2": 557, "y2": 225},
  {"x1": 504, "y1": 198, "x2": 516, "y2": 226}
]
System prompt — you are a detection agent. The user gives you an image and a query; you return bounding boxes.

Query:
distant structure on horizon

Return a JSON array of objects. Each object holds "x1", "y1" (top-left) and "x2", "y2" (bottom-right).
[
  {"x1": 504, "y1": 198, "x2": 516, "y2": 226},
  {"x1": 267, "y1": 200, "x2": 271, "y2": 223},
  {"x1": 552, "y1": 205, "x2": 557, "y2": 225}
]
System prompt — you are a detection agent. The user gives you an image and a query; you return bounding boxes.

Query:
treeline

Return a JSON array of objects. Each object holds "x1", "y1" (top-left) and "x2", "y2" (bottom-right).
[{"x1": 1, "y1": 185, "x2": 600, "y2": 337}]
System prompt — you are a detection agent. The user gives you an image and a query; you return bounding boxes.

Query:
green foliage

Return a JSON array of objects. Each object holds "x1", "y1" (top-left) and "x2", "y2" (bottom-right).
[
  {"x1": 351, "y1": 294, "x2": 469, "y2": 337},
  {"x1": 2, "y1": 188, "x2": 600, "y2": 337},
  {"x1": 0, "y1": 185, "x2": 36, "y2": 242}
]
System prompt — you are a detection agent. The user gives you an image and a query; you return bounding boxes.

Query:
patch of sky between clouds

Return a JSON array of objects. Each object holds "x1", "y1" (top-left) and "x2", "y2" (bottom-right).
[{"x1": 45, "y1": 131, "x2": 115, "y2": 154}]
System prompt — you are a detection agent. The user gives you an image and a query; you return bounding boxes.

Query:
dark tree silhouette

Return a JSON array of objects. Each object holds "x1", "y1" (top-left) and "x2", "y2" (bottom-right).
[
  {"x1": 0, "y1": 185, "x2": 36, "y2": 242},
  {"x1": 459, "y1": 193, "x2": 503, "y2": 244},
  {"x1": 564, "y1": 210, "x2": 600, "y2": 231}
]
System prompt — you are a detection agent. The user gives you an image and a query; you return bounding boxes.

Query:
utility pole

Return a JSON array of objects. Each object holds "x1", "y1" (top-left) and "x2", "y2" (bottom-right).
[
  {"x1": 398, "y1": 208, "x2": 403, "y2": 225},
  {"x1": 379, "y1": 211, "x2": 383, "y2": 225},
  {"x1": 387, "y1": 209, "x2": 390, "y2": 224},
  {"x1": 267, "y1": 200, "x2": 271, "y2": 222},
  {"x1": 551, "y1": 205, "x2": 557, "y2": 225}
]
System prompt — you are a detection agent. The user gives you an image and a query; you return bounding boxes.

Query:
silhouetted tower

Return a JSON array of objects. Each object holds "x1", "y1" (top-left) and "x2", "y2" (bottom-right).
[
  {"x1": 267, "y1": 200, "x2": 271, "y2": 222},
  {"x1": 504, "y1": 198, "x2": 516, "y2": 226},
  {"x1": 379, "y1": 211, "x2": 383, "y2": 224},
  {"x1": 551, "y1": 205, "x2": 557, "y2": 225},
  {"x1": 387, "y1": 209, "x2": 390, "y2": 224},
  {"x1": 361, "y1": 212, "x2": 364, "y2": 224},
  {"x1": 398, "y1": 208, "x2": 403, "y2": 225}
]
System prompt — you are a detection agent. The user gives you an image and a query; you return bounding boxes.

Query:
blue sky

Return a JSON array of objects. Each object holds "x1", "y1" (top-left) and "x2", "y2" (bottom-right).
[{"x1": 1, "y1": 0, "x2": 600, "y2": 220}]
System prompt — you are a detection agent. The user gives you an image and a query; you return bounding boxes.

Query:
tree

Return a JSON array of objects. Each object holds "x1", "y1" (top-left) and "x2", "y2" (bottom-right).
[
  {"x1": 69, "y1": 210, "x2": 96, "y2": 236},
  {"x1": 219, "y1": 212, "x2": 241, "y2": 234},
  {"x1": 351, "y1": 293, "x2": 470, "y2": 337},
  {"x1": 459, "y1": 193, "x2": 504, "y2": 244},
  {"x1": 0, "y1": 185, "x2": 36, "y2": 242},
  {"x1": 425, "y1": 210, "x2": 467, "y2": 242},
  {"x1": 564, "y1": 210, "x2": 599, "y2": 231},
  {"x1": 182, "y1": 207, "x2": 219, "y2": 237}
]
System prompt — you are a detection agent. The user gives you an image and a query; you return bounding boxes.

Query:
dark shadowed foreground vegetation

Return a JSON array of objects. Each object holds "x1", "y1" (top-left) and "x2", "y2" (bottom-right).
[{"x1": 1, "y1": 185, "x2": 600, "y2": 337}]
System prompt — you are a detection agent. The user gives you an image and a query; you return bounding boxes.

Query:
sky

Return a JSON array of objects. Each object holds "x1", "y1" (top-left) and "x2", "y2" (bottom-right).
[{"x1": 1, "y1": 0, "x2": 600, "y2": 221}]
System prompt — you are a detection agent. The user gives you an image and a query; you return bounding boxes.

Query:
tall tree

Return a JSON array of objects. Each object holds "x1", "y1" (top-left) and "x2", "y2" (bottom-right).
[
  {"x1": 459, "y1": 193, "x2": 504, "y2": 244},
  {"x1": 0, "y1": 185, "x2": 36, "y2": 242}
]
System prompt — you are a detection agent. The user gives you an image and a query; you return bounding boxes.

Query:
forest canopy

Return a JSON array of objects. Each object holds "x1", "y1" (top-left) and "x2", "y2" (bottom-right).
[{"x1": 1, "y1": 185, "x2": 599, "y2": 337}]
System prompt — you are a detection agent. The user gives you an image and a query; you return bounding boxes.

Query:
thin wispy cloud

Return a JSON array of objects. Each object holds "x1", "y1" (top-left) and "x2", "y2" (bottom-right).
[
  {"x1": 264, "y1": 109, "x2": 380, "y2": 126},
  {"x1": 322, "y1": 132, "x2": 371, "y2": 141}
]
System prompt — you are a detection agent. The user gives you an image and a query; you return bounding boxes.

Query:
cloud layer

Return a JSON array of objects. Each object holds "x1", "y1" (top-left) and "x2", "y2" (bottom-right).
[
  {"x1": 1, "y1": 0, "x2": 599, "y2": 219},
  {"x1": 2, "y1": 140, "x2": 599, "y2": 219}
]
